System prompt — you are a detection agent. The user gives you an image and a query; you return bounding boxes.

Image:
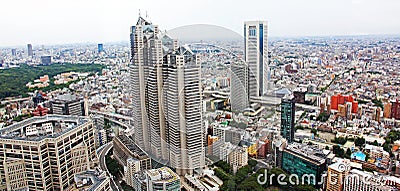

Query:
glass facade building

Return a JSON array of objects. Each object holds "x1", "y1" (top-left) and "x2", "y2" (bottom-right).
[
  {"x1": 281, "y1": 97, "x2": 295, "y2": 143},
  {"x1": 281, "y1": 143, "x2": 327, "y2": 187}
]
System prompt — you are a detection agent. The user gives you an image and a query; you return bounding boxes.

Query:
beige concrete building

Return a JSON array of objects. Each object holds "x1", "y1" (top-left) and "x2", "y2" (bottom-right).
[
  {"x1": 326, "y1": 161, "x2": 350, "y2": 191},
  {"x1": 228, "y1": 145, "x2": 248, "y2": 173},
  {"x1": 146, "y1": 167, "x2": 181, "y2": 191},
  {"x1": 113, "y1": 135, "x2": 151, "y2": 187},
  {"x1": 0, "y1": 115, "x2": 98, "y2": 191},
  {"x1": 72, "y1": 170, "x2": 111, "y2": 191}
]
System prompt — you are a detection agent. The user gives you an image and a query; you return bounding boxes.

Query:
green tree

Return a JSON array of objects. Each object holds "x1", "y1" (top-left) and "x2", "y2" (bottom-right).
[
  {"x1": 355, "y1": 137, "x2": 365, "y2": 147},
  {"x1": 248, "y1": 159, "x2": 257, "y2": 169},
  {"x1": 333, "y1": 145, "x2": 345, "y2": 158},
  {"x1": 0, "y1": 63, "x2": 105, "y2": 99},
  {"x1": 214, "y1": 167, "x2": 230, "y2": 181},
  {"x1": 237, "y1": 179, "x2": 264, "y2": 191},
  {"x1": 383, "y1": 143, "x2": 391, "y2": 153},
  {"x1": 294, "y1": 184, "x2": 317, "y2": 191},
  {"x1": 316, "y1": 112, "x2": 329, "y2": 122},
  {"x1": 345, "y1": 148, "x2": 352, "y2": 159},
  {"x1": 311, "y1": 128, "x2": 318, "y2": 136},
  {"x1": 221, "y1": 178, "x2": 236, "y2": 191},
  {"x1": 332, "y1": 137, "x2": 347, "y2": 145},
  {"x1": 235, "y1": 165, "x2": 252, "y2": 184},
  {"x1": 372, "y1": 99, "x2": 383, "y2": 109},
  {"x1": 214, "y1": 160, "x2": 231, "y2": 173},
  {"x1": 365, "y1": 153, "x2": 370, "y2": 161}
]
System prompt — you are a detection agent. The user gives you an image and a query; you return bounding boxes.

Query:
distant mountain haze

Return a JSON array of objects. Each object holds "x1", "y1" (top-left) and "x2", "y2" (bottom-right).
[{"x1": 168, "y1": 24, "x2": 242, "y2": 42}]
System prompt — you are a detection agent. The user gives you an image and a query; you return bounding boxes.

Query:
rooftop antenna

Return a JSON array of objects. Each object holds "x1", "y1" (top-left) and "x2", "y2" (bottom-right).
[
  {"x1": 139, "y1": 9, "x2": 141, "y2": 17},
  {"x1": 146, "y1": 11, "x2": 148, "y2": 19}
]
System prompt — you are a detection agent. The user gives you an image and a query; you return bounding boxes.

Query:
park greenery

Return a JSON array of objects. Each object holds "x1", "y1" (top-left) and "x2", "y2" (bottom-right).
[
  {"x1": 355, "y1": 137, "x2": 366, "y2": 147},
  {"x1": 332, "y1": 145, "x2": 351, "y2": 159},
  {"x1": 0, "y1": 63, "x2": 105, "y2": 99},
  {"x1": 213, "y1": 160, "x2": 316, "y2": 191},
  {"x1": 12, "y1": 113, "x2": 33, "y2": 122},
  {"x1": 331, "y1": 137, "x2": 347, "y2": 145},
  {"x1": 372, "y1": 98, "x2": 384, "y2": 109},
  {"x1": 295, "y1": 125, "x2": 305, "y2": 130},
  {"x1": 383, "y1": 130, "x2": 400, "y2": 157},
  {"x1": 316, "y1": 112, "x2": 329, "y2": 122},
  {"x1": 310, "y1": 128, "x2": 318, "y2": 137}
]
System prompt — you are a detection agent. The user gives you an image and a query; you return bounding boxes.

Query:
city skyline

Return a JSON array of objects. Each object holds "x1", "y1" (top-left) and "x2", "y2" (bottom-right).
[
  {"x1": 2, "y1": 0, "x2": 400, "y2": 46},
  {"x1": 1, "y1": 1, "x2": 400, "y2": 190}
]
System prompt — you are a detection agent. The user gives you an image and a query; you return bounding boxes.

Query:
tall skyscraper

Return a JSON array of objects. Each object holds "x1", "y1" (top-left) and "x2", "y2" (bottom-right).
[
  {"x1": 281, "y1": 96, "x2": 295, "y2": 143},
  {"x1": 131, "y1": 16, "x2": 156, "y2": 158},
  {"x1": 98, "y1": 43, "x2": 104, "y2": 53},
  {"x1": 130, "y1": 16, "x2": 204, "y2": 175},
  {"x1": 244, "y1": 21, "x2": 268, "y2": 98},
  {"x1": 11, "y1": 49, "x2": 17, "y2": 57},
  {"x1": 230, "y1": 60, "x2": 249, "y2": 112},
  {"x1": 163, "y1": 47, "x2": 205, "y2": 175},
  {"x1": 27, "y1": 44, "x2": 33, "y2": 57}
]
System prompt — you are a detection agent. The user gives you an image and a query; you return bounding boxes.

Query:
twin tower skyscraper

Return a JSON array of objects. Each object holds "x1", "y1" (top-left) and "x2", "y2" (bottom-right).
[
  {"x1": 129, "y1": 17, "x2": 205, "y2": 175},
  {"x1": 129, "y1": 16, "x2": 268, "y2": 174}
]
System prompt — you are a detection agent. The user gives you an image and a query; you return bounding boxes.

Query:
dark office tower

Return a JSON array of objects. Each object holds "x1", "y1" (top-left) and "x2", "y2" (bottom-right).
[
  {"x1": 11, "y1": 49, "x2": 17, "y2": 57},
  {"x1": 98, "y1": 43, "x2": 104, "y2": 53},
  {"x1": 282, "y1": 143, "x2": 327, "y2": 187},
  {"x1": 281, "y1": 96, "x2": 295, "y2": 143},
  {"x1": 40, "y1": 56, "x2": 52, "y2": 65},
  {"x1": 50, "y1": 94, "x2": 85, "y2": 116},
  {"x1": 27, "y1": 44, "x2": 33, "y2": 57}
]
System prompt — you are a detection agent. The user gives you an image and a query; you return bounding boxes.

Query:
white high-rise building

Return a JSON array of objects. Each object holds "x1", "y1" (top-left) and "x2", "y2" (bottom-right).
[
  {"x1": 230, "y1": 60, "x2": 249, "y2": 112},
  {"x1": 244, "y1": 21, "x2": 268, "y2": 97},
  {"x1": 163, "y1": 46, "x2": 205, "y2": 175},
  {"x1": 130, "y1": 16, "x2": 205, "y2": 175}
]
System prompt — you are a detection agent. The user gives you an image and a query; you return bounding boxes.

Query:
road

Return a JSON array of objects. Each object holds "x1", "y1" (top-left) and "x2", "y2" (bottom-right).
[
  {"x1": 98, "y1": 142, "x2": 122, "y2": 191},
  {"x1": 251, "y1": 157, "x2": 272, "y2": 170}
]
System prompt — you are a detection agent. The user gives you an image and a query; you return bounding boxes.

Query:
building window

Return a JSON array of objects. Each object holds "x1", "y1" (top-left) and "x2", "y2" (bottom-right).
[{"x1": 249, "y1": 28, "x2": 256, "y2": 36}]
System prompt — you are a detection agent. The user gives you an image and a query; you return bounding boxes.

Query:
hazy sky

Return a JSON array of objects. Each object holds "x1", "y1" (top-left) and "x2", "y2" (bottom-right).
[{"x1": 1, "y1": 0, "x2": 400, "y2": 46}]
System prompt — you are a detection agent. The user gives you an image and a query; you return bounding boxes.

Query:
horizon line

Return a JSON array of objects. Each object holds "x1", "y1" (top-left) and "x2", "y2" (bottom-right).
[{"x1": 1, "y1": 33, "x2": 400, "y2": 48}]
